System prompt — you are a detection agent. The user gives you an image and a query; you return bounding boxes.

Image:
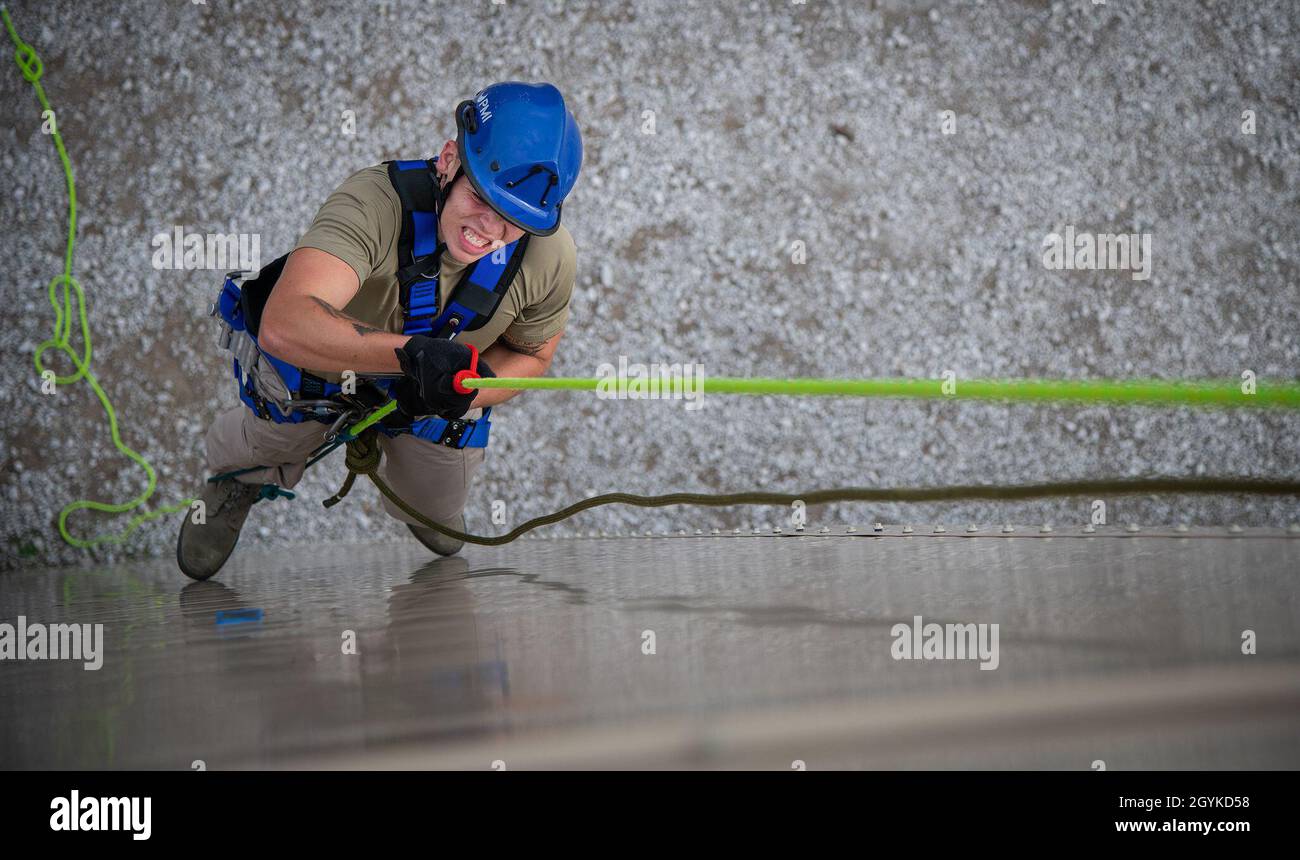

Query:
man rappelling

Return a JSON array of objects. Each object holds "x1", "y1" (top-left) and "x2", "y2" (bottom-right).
[{"x1": 178, "y1": 81, "x2": 583, "y2": 581}]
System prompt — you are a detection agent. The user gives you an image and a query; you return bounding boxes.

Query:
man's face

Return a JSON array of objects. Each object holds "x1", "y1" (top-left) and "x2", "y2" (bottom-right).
[{"x1": 436, "y1": 141, "x2": 526, "y2": 263}]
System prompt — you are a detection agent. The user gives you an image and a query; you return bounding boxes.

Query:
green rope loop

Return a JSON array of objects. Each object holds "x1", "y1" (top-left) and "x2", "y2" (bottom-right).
[
  {"x1": 5, "y1": 8, "x2": 191, "y2": 548},
  {"x1": 11, "y1": 27, "x2": 40, "y2": 82}
]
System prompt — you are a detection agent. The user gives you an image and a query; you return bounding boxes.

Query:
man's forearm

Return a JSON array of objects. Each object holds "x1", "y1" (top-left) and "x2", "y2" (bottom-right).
[
  {"x1": 472, "y1": 342, "x2": 549, "y2": 408},
  {"x1": 264, "y1": 281, "x2": 554, "y2": 406},
  {"x1": 261, "y1": 295, "x2": 408, "y2": 374}
]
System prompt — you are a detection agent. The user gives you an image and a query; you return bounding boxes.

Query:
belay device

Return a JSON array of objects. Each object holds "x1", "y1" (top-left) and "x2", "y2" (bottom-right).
[{"x1": 211, "y1": 157, "x2": 530, "y2": 449}]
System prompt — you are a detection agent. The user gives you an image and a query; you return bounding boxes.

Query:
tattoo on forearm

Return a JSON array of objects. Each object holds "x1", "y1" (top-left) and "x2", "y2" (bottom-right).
[
  {"x1": 500, "y1": 332, "x2": 546, "y2": 356},
  {"x1": 310, "y1": 296, "x2": 385, "y2": 337}
]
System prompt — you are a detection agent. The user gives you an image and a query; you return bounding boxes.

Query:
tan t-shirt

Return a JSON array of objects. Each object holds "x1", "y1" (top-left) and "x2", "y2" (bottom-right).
[{"x1": 294, "y1": 164, "x2": 576, "y2": 365}]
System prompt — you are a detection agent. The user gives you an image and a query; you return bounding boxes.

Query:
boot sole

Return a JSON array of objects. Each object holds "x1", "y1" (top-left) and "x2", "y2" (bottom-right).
[
  {"x1": 176, "y1": 515, "x2": 240, "y2": 582},
  {"x1": 406, "y1": 522, "x2": 464, "y2": 557}
]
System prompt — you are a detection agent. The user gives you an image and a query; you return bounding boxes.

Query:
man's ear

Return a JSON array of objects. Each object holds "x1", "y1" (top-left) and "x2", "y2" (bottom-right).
[{"x1": 435, "y1": 140, "x2": 460, "y2": 188}]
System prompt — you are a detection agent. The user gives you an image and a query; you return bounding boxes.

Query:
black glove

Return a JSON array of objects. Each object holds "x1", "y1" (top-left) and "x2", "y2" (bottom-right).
[{"x1": 392, "y1": 336, "x2": 495, "y2": 420}]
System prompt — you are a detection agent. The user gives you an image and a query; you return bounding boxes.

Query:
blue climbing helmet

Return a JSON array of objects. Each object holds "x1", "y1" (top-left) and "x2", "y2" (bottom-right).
[{"x1": 454, "y1": 81, "x2": 583, "y2": 236}]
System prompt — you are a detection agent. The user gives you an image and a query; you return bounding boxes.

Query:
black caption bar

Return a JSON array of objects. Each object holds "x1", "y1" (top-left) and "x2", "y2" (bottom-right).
[{"x1": 0, "y1": 771, "x2": 1290, "y2": 847}]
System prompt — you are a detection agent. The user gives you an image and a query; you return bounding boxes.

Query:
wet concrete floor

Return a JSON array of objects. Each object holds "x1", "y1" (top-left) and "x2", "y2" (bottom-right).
[{"x1": 2, "y1": 527, "x2": 1297, "y2": 769}]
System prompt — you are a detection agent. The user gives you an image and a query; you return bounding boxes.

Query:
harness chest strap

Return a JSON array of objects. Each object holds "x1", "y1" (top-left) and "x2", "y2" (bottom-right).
[
  {"x1": 386, "y1": 159, "x2": 531, "y2": 446},
  {"x1": 388, "y1": 158, "x2": 531, "y2": 339}
]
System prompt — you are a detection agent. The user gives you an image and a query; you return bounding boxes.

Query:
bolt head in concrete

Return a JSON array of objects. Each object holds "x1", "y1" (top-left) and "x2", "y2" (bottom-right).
[
  {"x1": 1082, "y1": 524, "x2": 1096, "y2": 534},
  {"x1": 902, "y1": 525, "x2": 914, "y2": 534},
  {"x1": 1125, "y1": 523, "x2": 1141, "y2": 533},
  {"x1": 933, "y1": 525, "x2": 946, "y2": 534},
  {"x1": 1039, "y1": 524, "x2": 1053, "y2": 534},
  {"x1": 1002, "y1": 524, "x2": 1015, "y2": 534}
]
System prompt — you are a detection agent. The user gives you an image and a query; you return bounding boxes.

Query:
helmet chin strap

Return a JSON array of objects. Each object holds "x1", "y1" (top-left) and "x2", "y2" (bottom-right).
[
  {"x1": 438, "y1": 162, "x2": 530, "y2": 242},
  {"x1": 431, "y1": 164, "x2": 464, "y2": 257},
  {"x1": 436, "y1": 164, "x2": 464, "y2": 214}
]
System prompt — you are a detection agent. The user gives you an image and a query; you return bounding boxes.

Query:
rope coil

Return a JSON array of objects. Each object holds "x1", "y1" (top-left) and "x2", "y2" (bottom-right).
[
  {"x1": 322, "y1": 430, "x2": 382, "y2": 508},
  {"x1": 7, "y1": 7, "x2": 192, "y2": 548}
]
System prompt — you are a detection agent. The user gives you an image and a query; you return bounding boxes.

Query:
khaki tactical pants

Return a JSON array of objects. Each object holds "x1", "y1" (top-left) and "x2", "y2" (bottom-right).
[{"x1": 205, "y1": 405, "x2": 486, "y2": 528}]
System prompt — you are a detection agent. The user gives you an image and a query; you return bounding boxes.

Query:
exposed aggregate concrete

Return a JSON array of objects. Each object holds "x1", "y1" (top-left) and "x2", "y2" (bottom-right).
[{"x1": 2, "y1": 0, "x2": 1297, "y2": 569}]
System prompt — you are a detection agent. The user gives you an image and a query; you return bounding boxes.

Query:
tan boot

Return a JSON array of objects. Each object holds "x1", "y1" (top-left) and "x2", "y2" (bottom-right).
[
  {"x1": 406, "y1": 512, "x2": 466, "y2": 557},
  {"x1": 176, "y1": 478, "x2": 263, "y2": 581}
]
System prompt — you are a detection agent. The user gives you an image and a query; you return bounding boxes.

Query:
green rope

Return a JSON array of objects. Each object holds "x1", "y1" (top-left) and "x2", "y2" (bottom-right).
[
  {"x1": 466, "y1": 376, "x2": 1300, "y2": 409},
  {"x1": 6, "y1": 8, "x2": 192, "y2": 548},
  {"x1": 343, "y1": 407, "x2": 392, "y2": 435}
]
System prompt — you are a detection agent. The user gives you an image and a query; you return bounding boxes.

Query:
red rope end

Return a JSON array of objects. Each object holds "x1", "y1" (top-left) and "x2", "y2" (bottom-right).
[{"x1": 452, "y1": 344, "x2": 480, "y2": 395}]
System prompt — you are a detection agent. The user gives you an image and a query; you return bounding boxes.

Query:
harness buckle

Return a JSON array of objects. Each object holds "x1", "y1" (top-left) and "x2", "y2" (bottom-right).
[
  {"x1": 438, "y1": 418, "x2": 471, "y2": 448},
  {"x1": 435, "y1": 314, "x2": 462, "y2": 339}
]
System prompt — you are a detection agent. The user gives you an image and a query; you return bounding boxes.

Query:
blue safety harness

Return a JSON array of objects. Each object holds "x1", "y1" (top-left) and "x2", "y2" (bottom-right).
[{"x1": 212, "y1": 158, "x2": 530, "y2": 449}]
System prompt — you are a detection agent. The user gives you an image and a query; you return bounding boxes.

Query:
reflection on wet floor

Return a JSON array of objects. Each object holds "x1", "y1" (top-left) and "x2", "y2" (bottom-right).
[{"x1": 2, "y1": 531, "x2": 1298, "y2": 769}]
